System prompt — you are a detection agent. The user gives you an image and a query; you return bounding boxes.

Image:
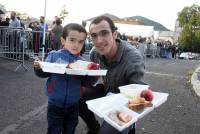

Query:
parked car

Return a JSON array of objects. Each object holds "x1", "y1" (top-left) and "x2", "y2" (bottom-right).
[{"x1": 178, "y1": 52, "x2": 200, "y2": 60}]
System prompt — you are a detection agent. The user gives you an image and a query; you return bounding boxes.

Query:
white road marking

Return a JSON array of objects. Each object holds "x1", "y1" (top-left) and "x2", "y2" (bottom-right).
[{"x1": 146, "y1": 71, "x2": 187, "y2": 79}]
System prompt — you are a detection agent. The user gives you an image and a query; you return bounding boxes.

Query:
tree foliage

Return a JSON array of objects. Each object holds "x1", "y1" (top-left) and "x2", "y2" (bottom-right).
[
  {"x1": 0, "y1": 4, "x2": 6, "y2": 14},
  {"x1": 59, "y1": 5, "x2": 68, "y2": 21},
  {"x1": 178, "y1": 4, "x2": 200, "y2": 53}
]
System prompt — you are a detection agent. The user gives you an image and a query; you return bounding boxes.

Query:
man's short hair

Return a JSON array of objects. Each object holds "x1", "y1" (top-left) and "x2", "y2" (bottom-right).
[{"x1": 90, "y1": 16, "x2": 117, "y2": 32}]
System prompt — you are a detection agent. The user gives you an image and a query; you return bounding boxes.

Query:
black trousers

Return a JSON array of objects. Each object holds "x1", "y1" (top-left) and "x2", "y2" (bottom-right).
[
  {"x1": 79, "y1": 84, "x2": 106, "y2": 134},
  {"x1": 99, "y1": 121, "x2": 135, "y2": 134}
]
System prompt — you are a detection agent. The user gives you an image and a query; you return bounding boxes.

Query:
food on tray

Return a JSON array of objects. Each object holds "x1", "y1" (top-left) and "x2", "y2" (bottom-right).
[
  {"x1": 87, "y1": 62, "x2": 100, "y2": 70},
  {"x1": 129, "y1": 96, "x2": 146, "y2": 104},
  {"x1": 140, "y1": 89, "x2": 154, "y2": 101},
  {"x1": 128, "y1": 96, "x2": 153, "y2": 111},
  {"x1": 108, "y1": 111, "x2": 132, "y2": 126},
  {"x1": 117, "y1": 111, "x2": 132, "y2": 123},
  {"x1": 68, "y1": 60, "x2": 99, "y2": 70}
]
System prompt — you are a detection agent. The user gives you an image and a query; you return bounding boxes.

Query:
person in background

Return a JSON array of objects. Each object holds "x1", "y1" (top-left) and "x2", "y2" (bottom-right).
[
  {"x1": 121, "y1": 33, "x2": 128, "y2": 41},
  {"x1": 79, "y1": 16, "x2": 146, "y2": 134},
  {"x1": 39, "y1": 16, "x2": 49, "y2": 52},
  {"x1": 8, "y1": 11, "x2": 21, "y2": 59},
  {"x1": 1, "y1": 17, "x2": 10, "y2": 26},
  {"x1": 31, "y1": 21, "x2": 41, "y2": 55},
  {"x1": 80, "y1": 20, "x2": 87, "y2": 56},
  {"x1": 16, "y1": 16, "x2": 25, "y2": 29},
  {"x1": 51, "y1": 17, "x2": 63, "y2": 50},
  {"x1": 9, "y1": 11, "x2": 21, "y2": 28},
  {"x1": 0, "y1": 17, "x2": 2, "y2": 26},
  {"x1": 39, "y1": 16, "x2": 48, "y2": 31},
  {"x1": 138, "y1": 38, "x2": 146, "y2": 60},
  {"x1": 34, "y1": 23, "x2": 97, "y2": 134}
]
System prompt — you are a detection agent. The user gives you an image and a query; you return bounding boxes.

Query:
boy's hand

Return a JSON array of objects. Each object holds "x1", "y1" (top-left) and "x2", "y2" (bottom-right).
[
  {"x1": 33, "y1": 57, "x2": 41, "y2": 70},
  {"x1": 87, "y1": 62, "x2": 99, "y2": 70}
]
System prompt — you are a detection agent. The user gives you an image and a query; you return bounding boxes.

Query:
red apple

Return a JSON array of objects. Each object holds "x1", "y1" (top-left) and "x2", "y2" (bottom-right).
[
  {"x1": 140, "y1": 89, "x2": 154, "y2": 101},
  {"x1": 87, "y1": 62, "x2": 99, "y2": 70}
]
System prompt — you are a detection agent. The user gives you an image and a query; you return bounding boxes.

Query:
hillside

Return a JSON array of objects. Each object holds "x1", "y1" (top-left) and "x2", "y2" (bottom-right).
[
  {"x1": 87, "y1": 13, "x2": 170, "y2": 31},
  {"x1": 126, "y1": 16, "x2": 169, "y2": 31},
  {"x1": 87, "y1": 13, "x2": 120, "y2": 21}
]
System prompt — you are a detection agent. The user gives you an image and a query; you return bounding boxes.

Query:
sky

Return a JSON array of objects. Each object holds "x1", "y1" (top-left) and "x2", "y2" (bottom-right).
[{"x1": 1, "y1": 0, "x2": 200, "y2": 31}]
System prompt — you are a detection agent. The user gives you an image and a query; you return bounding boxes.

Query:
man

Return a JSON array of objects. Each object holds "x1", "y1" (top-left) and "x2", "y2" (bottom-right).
[
  {"x1": 1, "y1": 17, "x2": 10, "y2": 26},
  {"x1": 79, "y1": 16, "x2": 145, "y2": 134},
  {"x1": 8, "y1": 11, "x2": 21, "y2": 59},
  {"x1": 16, "y1": 17, "x2": 25, "y2": 29},
  {"x1": 9, "y1": 11, "x2": 21, "y2": 28},
  {"x1": 51, "y1": 17, "x2": 63, "y2": 50},
  {"x1": 39, "y1": 16, "x2": 48, "y2": 53}
]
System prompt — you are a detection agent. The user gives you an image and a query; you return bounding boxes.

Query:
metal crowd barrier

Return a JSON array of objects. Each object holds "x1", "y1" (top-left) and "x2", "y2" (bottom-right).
[{"x1": 0, "y1": 26, "x2": 52, "y2": 72}]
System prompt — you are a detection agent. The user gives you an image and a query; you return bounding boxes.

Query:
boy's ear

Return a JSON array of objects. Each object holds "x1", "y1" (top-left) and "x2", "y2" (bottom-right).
[{"x1": 60, "y1": 37, "x2": 65, "y2": 45}]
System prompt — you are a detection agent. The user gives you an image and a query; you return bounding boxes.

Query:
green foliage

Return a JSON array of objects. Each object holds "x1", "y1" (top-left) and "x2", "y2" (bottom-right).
[
  {"x1": 0, "y1": 3, "x2": 6, "y2": 14},
  {"x1": 59, "y1": 5, "x2": 68, "y2": 21},
  {"x1": 178, "y1": 4, "x2": 200, "y2": 53}
]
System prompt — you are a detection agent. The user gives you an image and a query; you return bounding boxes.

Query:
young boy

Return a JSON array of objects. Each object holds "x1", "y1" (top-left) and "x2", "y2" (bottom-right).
[{"x1": 34, "y1": 23, "x2": 97, "y2": 134}]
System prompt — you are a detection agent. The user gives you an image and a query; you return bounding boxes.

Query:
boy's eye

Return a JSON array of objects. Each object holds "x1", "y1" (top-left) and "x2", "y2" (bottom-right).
[{"x1": 69, "y1": 38, "x2": 75, "y2": 42}]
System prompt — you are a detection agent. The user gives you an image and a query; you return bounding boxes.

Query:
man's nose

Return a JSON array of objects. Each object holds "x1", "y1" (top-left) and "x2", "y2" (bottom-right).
[{"x1": 95, "y1": 35, "x2": 104, "y2": 43}]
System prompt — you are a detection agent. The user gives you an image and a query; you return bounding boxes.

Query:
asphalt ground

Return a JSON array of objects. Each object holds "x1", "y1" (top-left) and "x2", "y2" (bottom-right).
[{"x1": 0, "y1": 57, "x2": 200, "y2": 134}]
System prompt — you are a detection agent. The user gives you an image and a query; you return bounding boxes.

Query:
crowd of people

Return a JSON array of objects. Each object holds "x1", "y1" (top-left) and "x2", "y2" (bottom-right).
[
  {"x1": 0, "y1": 11, "x2": 64, "y2": 54},
  {"x1": 117, "y1": 34, "x2": 179, "y2": 59}
]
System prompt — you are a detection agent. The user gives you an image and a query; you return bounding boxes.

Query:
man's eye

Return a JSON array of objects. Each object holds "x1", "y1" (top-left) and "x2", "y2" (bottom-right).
[
  {"x1": 79, "y1": 40, "x2": 84, "y2": 44},
  {"x1": 91, "y1": 34, "x2": 97, "y2": 38},
  {"x1": 101, "y1": 30, "x2": 110, "y2": 36}
]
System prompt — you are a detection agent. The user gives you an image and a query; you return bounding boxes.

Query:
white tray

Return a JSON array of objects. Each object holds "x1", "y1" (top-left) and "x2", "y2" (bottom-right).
[
  {"x1": 66, "y1": 69, "x2": 107, "y2": 76},
  {"x1": 39, "y1": 62, "x2": 68, "y2": 74},
  {"x1": 86, "y1": 88, "x2": 168, "y2": 131},
  {"x1": 39, "y1": 61, "x2": 107, "y2": 76}
]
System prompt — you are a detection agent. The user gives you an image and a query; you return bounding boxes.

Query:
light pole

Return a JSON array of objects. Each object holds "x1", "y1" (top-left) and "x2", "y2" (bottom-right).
[{"x1": 42, "y1": 0, "x2": 47, "y2": 61}]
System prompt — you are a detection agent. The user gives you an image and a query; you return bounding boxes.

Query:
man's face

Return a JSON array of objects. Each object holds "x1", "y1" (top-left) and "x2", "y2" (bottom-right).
[
  {"x1": 40, "y1": 17, "x2": 44, "y2": 23},
  {"x1": 89, "y1": 20, "x2": 117, "y2": 56},
  {"x1": 61, "y1": 30, "x2": 86, "y2": 55},
  {"x1": 10, "y1": 12, "x2": 15, "y2": 20}
]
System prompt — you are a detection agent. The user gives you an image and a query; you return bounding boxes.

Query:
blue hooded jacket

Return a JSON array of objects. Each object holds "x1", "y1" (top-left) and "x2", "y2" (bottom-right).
[{"x1": 35, "y1": 49, "x2": 96, "y2": 108}]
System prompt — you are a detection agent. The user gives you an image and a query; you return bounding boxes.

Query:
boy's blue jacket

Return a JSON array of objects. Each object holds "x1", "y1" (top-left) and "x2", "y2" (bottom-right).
[{"x1": 35, "y1": 49, "x2": 96, "y2": 108}]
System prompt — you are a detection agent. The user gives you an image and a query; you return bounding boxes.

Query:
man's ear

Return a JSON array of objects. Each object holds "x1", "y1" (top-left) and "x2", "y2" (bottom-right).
[{"x1": 113, "y1": 31, "x2": 118, "y2": 39}]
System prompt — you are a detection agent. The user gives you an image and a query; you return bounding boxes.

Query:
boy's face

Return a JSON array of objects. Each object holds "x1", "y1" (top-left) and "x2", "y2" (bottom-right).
[{"x1": 62, "y1": 31, "x2": 86, "y2": 55}]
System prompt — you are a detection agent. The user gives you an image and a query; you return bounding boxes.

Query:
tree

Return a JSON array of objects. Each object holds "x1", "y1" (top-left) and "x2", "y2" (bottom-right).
[
  {"x1": 59, "y1": 5, "x2": 68, "y2": 21},
  {"x1": 178, "y1": 4, "x2": 200, "y2": 53},
  {"x1": 0, "y1": 4, "x2": 6, "y2": 14}
]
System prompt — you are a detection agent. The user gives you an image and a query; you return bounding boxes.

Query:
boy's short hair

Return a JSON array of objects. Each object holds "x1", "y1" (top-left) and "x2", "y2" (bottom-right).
[
  {"x1": 62, "y1": 23, "x2": 87, "y2": 39},
  {"x1": 90, "y1": 16, "x2": 117, "y2": 32}
]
